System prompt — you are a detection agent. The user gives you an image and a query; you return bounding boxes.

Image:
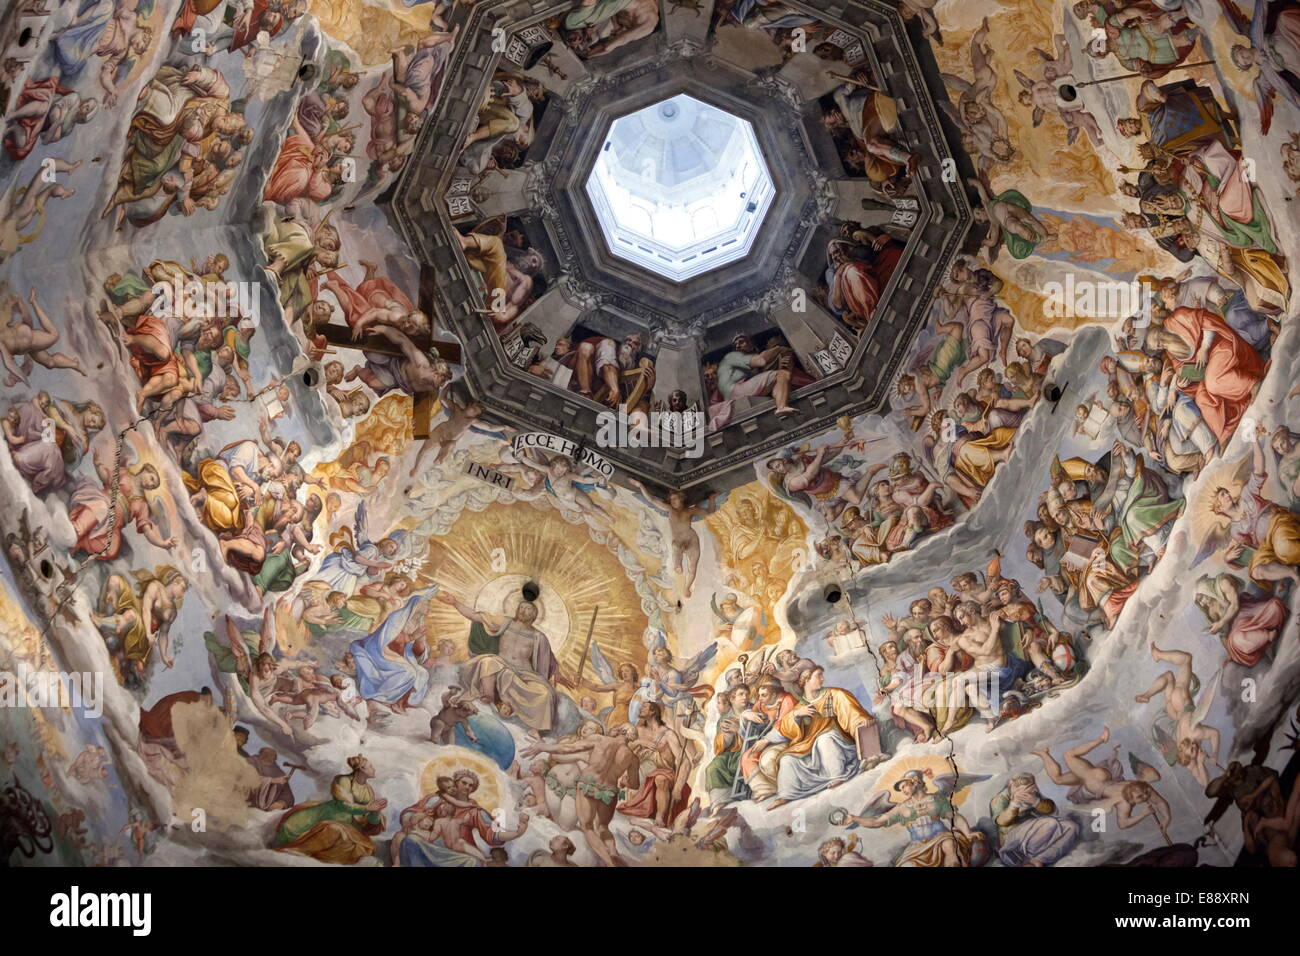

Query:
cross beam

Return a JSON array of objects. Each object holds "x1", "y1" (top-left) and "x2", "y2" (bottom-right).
[
  {"x1": 315, "y1": 324, "x2": 460, "y2": 439},
  {"x1": 315, "y1": 324, "x2": 463, "y2": 365}
]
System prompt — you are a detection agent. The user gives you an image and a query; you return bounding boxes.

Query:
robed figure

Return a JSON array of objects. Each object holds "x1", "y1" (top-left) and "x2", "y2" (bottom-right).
[{"x1": 438, "y1": 592, "x2": 566, "y2": 733}]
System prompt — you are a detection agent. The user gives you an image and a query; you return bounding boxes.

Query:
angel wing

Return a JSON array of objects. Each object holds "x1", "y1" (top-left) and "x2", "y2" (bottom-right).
[
  {"x1": 354, "y1": 498, "x2": 373, "y2": 548},
  {"x1": 1255, "y1": 76, "x2": 1277, "y2": 137},
  {"x1": 1216, "y1": 0, "x2": 1251, "y2": 35},
  {"x1": 224, "y1": 614, "x2": 254, "y2": 678},
  {"x1": 1037, "y1": 336, "x2": 1068, "y2": 358},
  {"x1": 1150, "y1": 713, "x2": 1180, "y2": 766},
  {"x1": 1013, "y1": 69, "x2": 1036, "y2": 92},
  {"x1": 1193, "y1": 521, "x2": 1234, "y2": 567},
  {"x1": 710, "y1": 592, "x2": 729, "y2": 624},
  {"x1": 940, "y1": 73, "x2": 973, "y2": 98},
  {"x1": 1190, "y1": 668, "x2": 1222, "y2": 729},
  {"x1": 628, "y1": 678, "x2": 654, "y2": 724},
  {"x1": 257, "y1": 606, "x2": 276, "y2": 655},
  {"x1": 681, "y1": 643, "x2": 719, "y2": 685},
  {"x1": 931, "y1": 772, "x2": 991, "y2": 798},
  {"x1": 328, "y1": 523, "x2": 356, "y2": 553},
  {"x1": 588, "y1": 640, "x2": 615, "y2": 685},
  {"x1": 1127, "y1": 752, "x2": 1162, "y2": 783}
]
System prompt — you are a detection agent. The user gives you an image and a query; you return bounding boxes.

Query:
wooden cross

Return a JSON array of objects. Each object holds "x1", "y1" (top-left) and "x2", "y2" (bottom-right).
[{"x1": 315, "y1": 324, "x2": 462, "y2": 440}]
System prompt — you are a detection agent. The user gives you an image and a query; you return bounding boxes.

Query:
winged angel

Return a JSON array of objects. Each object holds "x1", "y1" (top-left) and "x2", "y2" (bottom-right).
[
  {"x1": 835, "y1": 769, "x2": 991, "y2": 867},
  {"x1": 939, "y1": 17, "x2": 1016, "y2": 177},
  {"x1": 316, "y1": 499, "x2": 427, "y2": 596},
  {"x1": 1012, "y1": 33, "x2": 1104, "y2": 146}
]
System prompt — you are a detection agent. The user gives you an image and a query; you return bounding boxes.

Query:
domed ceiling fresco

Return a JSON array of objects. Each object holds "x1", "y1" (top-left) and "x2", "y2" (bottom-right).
[{"x1": 1, "y1": 0, "x2": 1299, "y2": 878}]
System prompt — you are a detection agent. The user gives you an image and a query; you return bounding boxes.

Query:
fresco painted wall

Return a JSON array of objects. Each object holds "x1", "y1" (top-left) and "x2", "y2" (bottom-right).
[{"x1": 1, "y1": 0, "x2": 1299, "y2": 871}]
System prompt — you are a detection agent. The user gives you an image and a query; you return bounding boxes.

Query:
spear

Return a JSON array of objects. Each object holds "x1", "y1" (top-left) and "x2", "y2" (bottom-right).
[
  {"x1": 573, "y1": 606, "x2": 599, "y2": 688},
  {"x1": 1073, "y1": 59, "x2": 1216, "y2": 89}
]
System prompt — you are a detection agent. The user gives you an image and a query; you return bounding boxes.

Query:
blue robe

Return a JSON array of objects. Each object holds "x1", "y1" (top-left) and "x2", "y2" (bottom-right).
[
  {"x1": 348, "y1": 590, "x2": 437, "y2": 706},
  {"x1": 52, "y1": 1, "x2": 114, "y2": 80}
]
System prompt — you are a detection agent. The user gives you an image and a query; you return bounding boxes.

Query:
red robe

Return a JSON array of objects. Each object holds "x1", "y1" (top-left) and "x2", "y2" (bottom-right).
[
  {"x1": 3, "y1": 78, "x2": 72, "y2": 161},
  {"x1": 263, "y1": 130, "x2": 332, "y2": 206},
  {"x1": 1163, "y1": 307, "x2": 1267, "y2": 447},
  {"x1": 830, "y1": 243, "x2": 903, "y2": 326}
]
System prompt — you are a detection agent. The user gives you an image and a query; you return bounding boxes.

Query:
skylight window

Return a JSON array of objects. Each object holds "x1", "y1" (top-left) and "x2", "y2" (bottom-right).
[{"x1": 584, "y1": 95, "x2": 775, "y2": 282}]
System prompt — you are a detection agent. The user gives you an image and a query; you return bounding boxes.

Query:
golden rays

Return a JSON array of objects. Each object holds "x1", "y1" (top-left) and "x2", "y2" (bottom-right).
[{"x1": 418, "y1": 500, "x2": 650, "y2": 681}]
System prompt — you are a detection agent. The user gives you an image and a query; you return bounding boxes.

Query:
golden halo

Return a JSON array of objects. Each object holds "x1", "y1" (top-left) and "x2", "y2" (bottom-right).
[
  {"x1": 873, "y1": 754, "x2": 974, "y2": 807},
  {"x1": 419, "y1": 750, "x2": 504, "y2": 812},
  {"x1": 1189, "y1": 452, "x2": 1253, "y2": 549},
  {"x1": 473, "y1": 573, "x2": 573, "y2": 652}
]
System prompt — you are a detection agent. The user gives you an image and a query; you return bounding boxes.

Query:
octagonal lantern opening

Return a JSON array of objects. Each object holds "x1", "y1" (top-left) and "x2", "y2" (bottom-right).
[{"x1": 583, "y1": 94, "x2": 776, "y2": 283}]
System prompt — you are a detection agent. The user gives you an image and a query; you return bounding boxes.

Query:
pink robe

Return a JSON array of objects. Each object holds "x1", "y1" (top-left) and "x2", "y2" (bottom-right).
[
  {"x1": 1224, "y1": 594, "x2": 1287, "y2": 668},
  {"x1": 263, "y1": 130, "x2": 332, "y2": 206},
  {"x1": 3, "y1": 78, "x2": 71, "y2": 160},
  {"x1": 830, "y1": 244, "x2": 902, "y2": 325},
  {"x1": 325, "y1": 274, "x2": 414, "y2": 329}
]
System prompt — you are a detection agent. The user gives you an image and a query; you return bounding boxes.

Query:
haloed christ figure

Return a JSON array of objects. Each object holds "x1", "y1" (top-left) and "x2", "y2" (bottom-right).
[{"x1": 436, "y1": 592, "x2": 573, "y2": 734}]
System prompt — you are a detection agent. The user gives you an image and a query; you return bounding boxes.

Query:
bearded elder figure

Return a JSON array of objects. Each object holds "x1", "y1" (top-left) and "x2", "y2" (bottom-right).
[
  {"x1": 562, "y1": 331, "x2": 656, "y2": 413},
  {"x1": 436, "y1": 592, "x2": 574, "y2": 734}
]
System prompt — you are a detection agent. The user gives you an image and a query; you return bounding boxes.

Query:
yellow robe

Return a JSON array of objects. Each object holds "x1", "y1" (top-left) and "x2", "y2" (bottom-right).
[
  {"x1": 775, "y1": 687, "x2": 873, "y2": 757},
  {"x1": 182, "y1": 458, "x2": 242, "y2": 534},
  {"x1": 954, "y1": 427, "x2": 1018, "y2": 488}
]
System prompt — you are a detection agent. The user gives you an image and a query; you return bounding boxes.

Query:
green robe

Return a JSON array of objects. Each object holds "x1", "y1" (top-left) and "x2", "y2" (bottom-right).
[
  {"x1": 273, "y1": 773, "x2": 381, "y2": 847},
  {"x1": 203, "y1": 628, "x2": 261, "y2": 693},
  {"x1": 1108, "y1": 464, "x2": 1184, "y2": 569},
  {"x1": 564, "y1": 0, "x2": 631, "y2": 30}
]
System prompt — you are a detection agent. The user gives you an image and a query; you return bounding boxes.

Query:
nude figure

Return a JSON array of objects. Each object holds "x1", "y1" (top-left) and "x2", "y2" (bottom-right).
[
  {"x1": 521, "y1": 724, "x2": 641, "y2": 867},
  {"x1": 409, "y1": 387, "x2": 484, "y2": 474},
  {"x1": 324, "y1": 261, "x2": 428, "y2": 341},
  {"x1": 429, "y1": 686, "x2": 478, "y2": 745},
  {"x1": 567, "y1": 0, "x2": 659, "y2": 58},
  {"x1": 269, "y1": 664, "x2": 340, "y2": 731},
  {"x1": 946, "y1": 604, "x2": 1006, "y2": 713},
  {"x1": 940, "y1": 18, "x2": 1015, "y2": 177},
  {"x1": 632, "y1": 481, "x2": 717, "y2": 599},
  {"x1": 345, "y1": 324, "x2": 450, "y2": 395},
  {"x1": 1014, "y1": 34, "x2": 1103, "y2": 146},
  {"x1": 0, "y1": 288, "x2": 86, "y2": 385},
  {"x1": 0, "y1": 159, "x2": 80, "y2": 267},
  {"x1": 1135, "y1": 645, "x2": 1220, "y2": 786},
  {"x1": 1032, "y1": 726, "x2": 1172, "y2": 844},
  {"x1": 514, "y1": 451, "x2": 613, "y2": 523}
]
